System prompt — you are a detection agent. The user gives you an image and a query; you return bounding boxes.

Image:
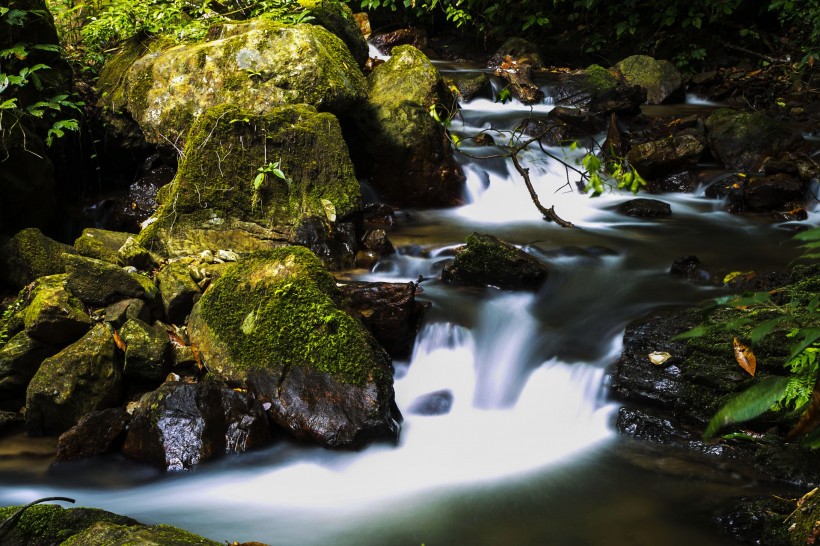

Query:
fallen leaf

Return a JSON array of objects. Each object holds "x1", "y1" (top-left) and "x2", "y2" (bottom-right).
[
  {"x1": 112, "y1": 330, "x2": 127, "y2": 352},
  {"x1": 648, "y1": 351, "x2": 672, "y2": 365},
  {"x1": 733, "y1": 337, "x2": 756, "y2": 376}
]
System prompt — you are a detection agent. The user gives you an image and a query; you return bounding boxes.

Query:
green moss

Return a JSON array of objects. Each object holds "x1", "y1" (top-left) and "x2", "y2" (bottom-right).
[
  {"x1": 198, "y1": 246, "x2": 387, "y2": 385},
  {"x1": 73, "y1": 228, "x2": 130, "y2": 265},
  {"x1": 0, "y1": 228, "x2": 77, "y2": 289},
  {"x1": 62, "y1": 521, "x2": 221, "y2": 545},
  {"x1": 582, "y1": 64, "x2": 618, "y2": 95},
  {"x1": 0, "y1": 504, "x2": 137, "y2": 546},
  {"x1": 369, "y1": 45, "x2": 443, "y2": 109}
]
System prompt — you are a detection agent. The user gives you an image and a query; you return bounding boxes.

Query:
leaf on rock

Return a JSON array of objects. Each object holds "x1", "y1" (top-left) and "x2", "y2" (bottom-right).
[
  {"x1": 703, "y1": 376, "x2": 790, "y2": 439},
  {"x1": 733, "y1": 338, "x2": 756, "y2": 376},
  {"x1": 648, "y1": 351, "x2": 672, "y2": 365},
  {"x1": 112, "y1": 330, "x2": 127, "y2": 352}
]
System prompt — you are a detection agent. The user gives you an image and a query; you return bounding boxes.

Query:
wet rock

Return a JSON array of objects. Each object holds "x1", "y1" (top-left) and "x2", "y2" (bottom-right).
[
  {"x1": 118, "y1": 20, "x2": 367, "y2": 146},
  {"x1": 646, "y1": 170, "x2": 696, "y2": 194},
  {"x1": 0, "y1": 410, "x2": 23, "y2": 432},
  {"x1": 743, "y1": 173, "x2": 806, "y2": 212},
  {"x1": 355, "y1": 250, "x2": 379, "y2": 270},
  {"x1": 294, "y1": 217, "x2": 357, "y2": 271},
  {"x1": 22, "y1": 275, "x2": 92, "y2": 346},
  {"x1": 0, "y1": 331, "x2": 61, "y2": 412},
  {"x1": 104, "y1": 298, "x2": 151, "y2": 329},
  {"x1": 0, "y1": 504, "x2": 139, "y2": 546},
  {"x1": 670, "y1": 255, "x2": 711, "y2": 284},
  {"x1": 487, "y1": 38, "x2": 545, "y2": 70},
  {"x1": 26, "y1": 323, "x2": 123, "y2": 436},
  {"x1": 136, "y1": 104, "x2": 361, "y2": 269},
  {"x1": 54, "y1": 408, "x2": 131, "y2": 463},
  {"x1": 447, "y1": 72, "x2": 490, "y2": 101},
  {"x1": 187, "y1": 247, "x2": 401, "y2": 448},
  {"x1": 705, "y1": 109, "x2": 803, "y2": 170},
  {"x1": 297, "y1": 0, "x2": 369, "y2": 68},
  {"x1": 121, "y1": 382, "x2": 271, "y2": 471},
  {"x1": 119, "y1": 319, "x2": 171, "y2": 382},
  {"x1": 615, "y1": 55, "x2": 684, "y2": 104},
  {"x1": 338, "y1": 281, "x2": 427, "y2": 358},
  {"x1": 553, "y1": 65, "x2": 618, "y2": 108},
  {"x1": 407, "y1": 389, "x2": 453, "y2": 416},
  {"x1": 361, "y1": 229, "x2": 395, "y2": 255},
  {"x1": 0, "y1": 228, "x2": 78, "y2": 289},
  {"x1": 73, "y1": 228, "x2": 130, "y2": 265},
  {"x1": 626, "y1": 135, "x2": 705, "y2": 180},
  {"x1": 515, "y1": 117, "x2": 571, "y2": 146},
  {"x1": 547, "y1": 106, "x2": 606, "y2": 134},
  {"x1": 371, "y1": 27, "x2": 430, "y2": 56},
  {"x1": 117, "y1": 236, "x2": 158, "y2": 271},
  {"x1": 616, "y1": 198, "x2": 672, "y2": 218},
  {"x1": 493, "y1": 55, "x2": 544, "y2": 104},
  {"x1": 64, "y1": 253, "x2": 158, "y2": 307},
  {"x1": 588, "y1": 83, "x2": 646, "y2": 115},
  {"x1": 157, "y1": 261, "x2": 201, "y2": 324},
  {"x1": 441, "y1": 233, "x2": 549, "y2": 290},
  {"x1": 352, "y1": 45, "x2": 464, "y2": 208},
  {"x1": 717, "y1": 496, "x2": 793, "y2": 546}
]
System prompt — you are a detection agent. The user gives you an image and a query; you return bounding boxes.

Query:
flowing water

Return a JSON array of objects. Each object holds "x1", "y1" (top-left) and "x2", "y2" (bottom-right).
[{"x1": 1, "y1": 64, "x2": 817, "y2": 545}]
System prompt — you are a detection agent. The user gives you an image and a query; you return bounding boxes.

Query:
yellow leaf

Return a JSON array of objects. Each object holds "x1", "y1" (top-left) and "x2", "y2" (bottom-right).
[
  {"x1": 648, "y1": 351, "x2": 672, "y2": 365},
  {"x1": 321, "y1": 198, "x2": 336, "y2": 222},
  {"x1": 733, "y1": 337, "x2": 756, "y2": 376}
]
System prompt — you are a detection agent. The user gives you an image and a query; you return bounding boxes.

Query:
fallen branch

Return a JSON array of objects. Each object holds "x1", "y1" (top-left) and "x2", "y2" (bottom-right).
[{"x1": 0, "y1": 497, "x2": 76, "y2": 540}]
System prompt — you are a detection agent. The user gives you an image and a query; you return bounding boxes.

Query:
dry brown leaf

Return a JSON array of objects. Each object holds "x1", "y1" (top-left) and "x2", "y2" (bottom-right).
[
  {"x1": 733, "y1": 337, "x2": 756, "y2": 376},
  {"x1": 191, "y1": 344, "x2": 203, "y2": 371},
  {"x1": 112, "y1": 330, "x2": 127, "y2": 352}
]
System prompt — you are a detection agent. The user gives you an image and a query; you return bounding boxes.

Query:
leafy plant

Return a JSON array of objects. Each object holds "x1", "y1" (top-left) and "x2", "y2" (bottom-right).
[{"x1": 251, "y1": 159, "x2": 290, "y2": 210}]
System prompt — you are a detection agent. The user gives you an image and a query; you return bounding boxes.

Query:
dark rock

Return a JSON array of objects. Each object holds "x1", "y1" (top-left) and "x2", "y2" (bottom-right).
[
  {"x1": 119, "y1": 319, "x2": 171, "y2": 382},
  {"x1": 54, "y1": 408, "x2": 131, "y2": 463},
  {"x1": 361, "y1": 229, "x2": 395, "y2": 255},
  {"x1": 446, "y1": 72, "x2": 490, "y2": 101},
  {"x1": 0, "y1": 410, "x2": 23, "y2": 432},
  {"x1": 547, "y1": 106, "x2": 606, "y2": 134},
  {"x1": 626, "y1": 135, "x2": 705, "y2": 179},
  {"x1": 0, "y1": 331, "x2": 60, "y2": 412},
  {"x1": 339, "y1": 281, "x2": 427, "y2": 358},
  {"x1": 104, "y1": 298, "x2": 151, "y2": 329},
  {"x1": 670, "y1": 255, "x2": 711, "y2": 284},
  {"x1": 616, "y1": 198, "x2": 672, "y2": 217},
  {"x1": 355, "y1": 250, "x2": 379, "y2": 270},
  {"x1": 25, "y1": 323, "x2": 123, "y2": 436},
  {"x1": 705, "y1": 109, "x2": 803, "y2": 170},
  {"x1": 646, "y1": 170, "x2": 696, "y2": 194},
  {"x1": 442, "y1": 233, "x2": 549, "y2": 290},
  {"x1": 515, "y1": 117, "x2": 571, "y2": 147},
  {"x1": 487, "y1": 38, "x2": 545, "y2": 70},
  {"x1": 371, "y1": 27, "x2": 430, "y2": 55},
  {"x1": 121, "y1": 382, "x2": 271, "y2": 471},
  {"x1": 295, "y1": 217, "x2": 357, "y2": 271},
  {"x1": 553, "y1": 65, "x2": 618, "y2": 108},
  {"x1": 64, "y1": 253, "x2": 157, "y2": 307},
  {"x1": 717, "y1": 496, "x2": 793, "y2": 546},
  {"x1": 493, "y1": 56, "x2": 544, "y2": 104},
  {"x1": 22, "y1": 275, "x2": 92, "y2": 346},
  {"x1": 743, "y1": 174, "x2": 806, "y2": 212},
  {"x1": 588, "y1": 83, "x2": 646, "y2": 115},
  {"x1": 407, "y1": 389, "x2": 453, "y2": 416},
  {"x1": 157, "y1": 261, "x2": 200, "y2": 324},
  {"x1": 601, "y1": 113, "x2": 625, "y2": 158},
  {"x1": 73, "y1": 228, "x2": 130, "y2": 265},
  {"x1": 615, "y1": 55, "x2": 684, "y2": 104},
  {"x1": 0, "y1": 228, "x2": 78, "y2": 289}
]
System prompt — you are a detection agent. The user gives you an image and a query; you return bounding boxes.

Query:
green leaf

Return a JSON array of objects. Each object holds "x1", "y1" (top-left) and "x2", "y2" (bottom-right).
[
  {"x1": 0, "y1": 98, "x2": 17, "y2": 109},
  {"x1": 789, "y1": 328, "x2": 820, "y2": 360},
  {"x1": 803, "y1": 426, "x2": 820, "y2": 449},
  {"x1": 703, "y1": 376, "x2": 791, "y2": 439},
  {"x1": 794, "y1": 228, "x2": 820, "y2": 242},
  {"x1": 671, "y1": 325, "x2": 709, "y2": 340},
  {"x1": 749, "y1": 317, "x2": 786, "y2": 345},
  {"x1": 253, "y1": 172, "x2": 265, "y2": 190}
]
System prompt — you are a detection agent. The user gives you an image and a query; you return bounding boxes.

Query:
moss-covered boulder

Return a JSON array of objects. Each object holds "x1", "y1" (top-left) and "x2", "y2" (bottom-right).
[
  {"x1": 117, "y1": 236, "x2": 158, "y2": 271},
  {"x1": 136, "y1": 103, "x2": 361, "y2": 268},
  {"x1": 62, "y1": 521, "x2": 222, "y2": 545},
  {"x1": 298, "y1": 0, "x2": 369, "y2": 68},
  {"x1": 104, "y1": 298, "x2": 152, "y2": 329},
  {"x1": 0, "y1": 504, "x2": 138, "y2": 546},
  {"x1": 119, "y1": 318, "x2": 171, "y2": 382},
  {"x1": 615, "y1": 55, "x2": 683, "y2": 104},
  {"x1": 122, "y1": 19, "x2": 366, "y2": 146},
  {"x1": 0, "y1": 228, "x2": 77, "y2": 288},
  {"x1": 0, "y1": 331, "x2": 60, "y2": 412},
  {"x1": 705, "y1": 109, "x2": 804, "y2": 170},
  {"x1": 121, "y1": 382, "x2": 271, "y2": 470},
  {"x1": 25, "y1": 323, "x2": 123, "y2": 435},
  {"x1": 442, "y1": 233, "x2": 549, "y2": 290},
  {"x1": 353, "y1": 45, "x2": 464, "y2": 207},
  {"x1": 73, "y1": 228, "x2": 131, "y2": 265},
  {"x1": 188, "y1": 246, "x2": 401, "y2": 448},
  {"x1": 553, "y1": 64, "x2": 618, "y2": 107},
  {"x1": 64, "y1": 253, "x2": 158, "y2": 307},
  {"x1": 22, "y1": 274, "x2": 92, "y2": 346},
  {"x1": 157, "y1": 261, "x2": 201, "y2": 324},
  {"x1": 626, "y1": 134, "x2": 705, "y2": 179}
]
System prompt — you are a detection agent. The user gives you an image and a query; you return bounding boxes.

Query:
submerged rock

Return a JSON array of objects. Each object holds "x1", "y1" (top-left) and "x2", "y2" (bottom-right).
[
  {"x1": 0, "y1": 228, "x2": 77, "y2": 289},
  {"x1": 407, "y1": 389, "x2": 453, "y2": 416},
  {"x1": 616, "y1": 198, "x2": 672, "y2": 217},
  {"x1": 188, "y1": 246, "x2": 401, "y2": 448},
  {"x1": 353, "y1": 45, "x2": 464, "y2": 207},
  {"x1": 121, "y1": 382, "x2": 270, "y2": 471},
  {"x1": 442, "y1": 233, "x2": 549, "y2": 290}
]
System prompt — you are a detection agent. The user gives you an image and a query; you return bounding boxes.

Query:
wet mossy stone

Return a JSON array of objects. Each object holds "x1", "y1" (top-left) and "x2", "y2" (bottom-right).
[
  {"x1": 188, "y1": 246, "x2": 401, "y2": 448},
  {"x1": 626, "y1": 135, "x2": 705, "y2": 179},
  {"x1": 157, "y1": 261, "x2": 201, "y2": 324},
  {"x1": 0, "y1": 504, "x2": 138, "y2": 546},
  {"x1": 73, "y1": 228, "x2": 130, "y2": 265},
  {"x1": 135, "y1": 103, "x2": 361, "y2": 263},
  {"x1": 553, "y1": 64, "x2": 618, "y2": 108},
  {"x1": 64, "y1": 253, "x2": 158, "y2": 307},
  {"x1": 442, "y1": 233, "x2": 549, "y2": 290},
  {"x1": 0, "y1": 331, "x2": 60, "y2": 412},
  {"x1": 119, "y1": 318, "x2": 171, "y2": 382},
  {"x1": 62, "y1": 521, "x2": 222, "y2": 546},
  {"x1": 22, "y1": 274, "x2": 92, "y2": 346},
  {"x1": 104, "y1": 298, "x2": 151, "y2": 329},
  {"x1": 705, "y1": 109, "x2": 803, "y2": 170},
  {"x1": 614, "y1": 55, "x2": 683, "y2": 104},
  {"x1": 123, "y1": 19, "x2": 367, "y2": 146},
  {"x1": 354, "y1": 45, "x2": 464, "y2": 207},
  {"x1": 121, "y1": 382, "x2": 271, "y2": 471},
  {"x1": 0, "y1": 228, "x2": 77, "y2": 289},
  {"x1": 298, "y1": 0, "x2": 369, "y2": 68},
  {"x1": 117, "y1": 236, "x2": 159, "y2": 271},
  {"x1": 616, "y1": 198, "x2": 673, "y2": 218},
  {"x1": 25, "y1": 323, "x2": 123, "y2": 436}
]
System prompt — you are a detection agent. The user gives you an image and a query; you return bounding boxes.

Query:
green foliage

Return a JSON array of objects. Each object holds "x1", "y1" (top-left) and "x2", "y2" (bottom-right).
[
  {"x1": 576, "y1": 144, "x2": 646, "y2": 197},
  {"x1": 703, "y1": 376, "x2": 791, "y2": 439}
]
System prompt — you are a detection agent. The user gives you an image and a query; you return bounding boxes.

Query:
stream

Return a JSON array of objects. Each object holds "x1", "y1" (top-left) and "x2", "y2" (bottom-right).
[{"x1": 1, "y1": 62, "x2": 817, "y2": 545}]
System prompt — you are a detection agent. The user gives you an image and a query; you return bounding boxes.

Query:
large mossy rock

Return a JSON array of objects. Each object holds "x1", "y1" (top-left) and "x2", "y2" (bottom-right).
[
  {"x1": 0, "y1": 331, "x2": 60, "y2": 412},
  {"x1": 353, "y1": 45, "x2": 464, "y2": 207},
  {"x1": 22, "y1": 274, "x2": 92, "y2": 346},
  {"x1": 136, "y1": 103, "x2": 361, "y2": 268},
  {"x1": 121, "y1": 382, "x2": 271, "y2": 471},
  {"x1": 553, "y1": 64, "x2": 618, "y2": 107},
  {"x1": 442, "y1": 233, "x2": 549, "y2": 290},
  {"x1": 25, "y1": 323, "x2": 122, "y2": 435},
  {"x1": 62, "y1": 521, "x2": 222, "y2": 546},
  {"x1": 0, "y1": 504, "x2": 138, "y2": 546},
  {"x1": 0, "y1": 228, "x2": 77, "y2": 289},
  {"x1": 298, "y1": 0, "x2": 369, "y2": 68},
  {"x1": 119, "y1": 318, "x2": 171, "y2": 382},
  {"x1": 188, "y1": 246, "x2": 401, "y2": 448},
  {"x1": 705, "y1": 109, "x2": 803, "y2": 170},
  {"x1": 64, "y1": 253, "x2": 158, "y2": 307},
  {"x1": 73, "y1": 228, "x2": 131, "y2": 265},
  {"x1": 121, "y1": 19, "x2": 367, "y2": 146},
  {"x1": 615, "y1": 55, "x2": 683, "y2": 104}
]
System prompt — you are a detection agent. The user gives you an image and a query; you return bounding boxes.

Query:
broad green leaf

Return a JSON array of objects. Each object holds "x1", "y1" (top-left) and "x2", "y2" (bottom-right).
[
  {"x1": 749, "y1": 317, "x2": 786, "y2": 345},
  {"x1": 671, "y1": 325, "x2": 708, "y2": 340},
  {"x1": 703, "y1": 376, "x2": 790, "y2": 439},
  {"x1": 794, "y1": 228, "x2": 820, "y2": 242},
  {"x1": 253, "y1": 172, "x2": 265, "y2": 190},
  {"x1": 789, "y1": 328, "x2": 820, "y2": 360}
]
